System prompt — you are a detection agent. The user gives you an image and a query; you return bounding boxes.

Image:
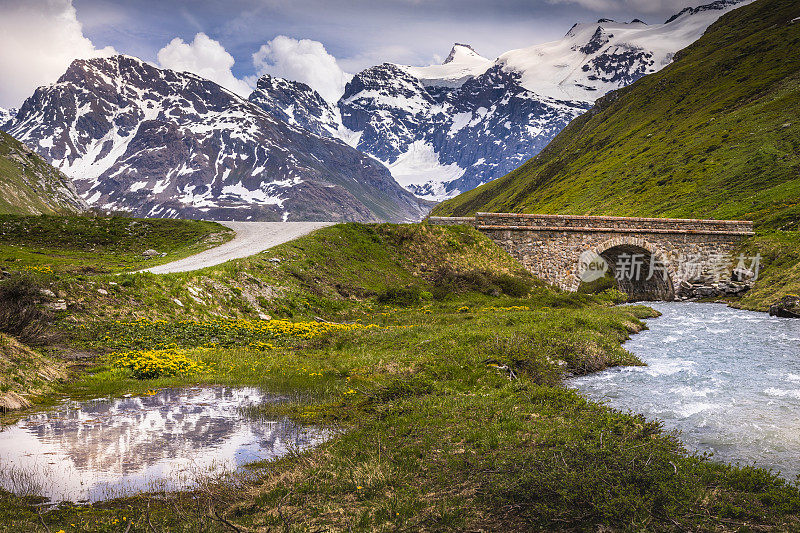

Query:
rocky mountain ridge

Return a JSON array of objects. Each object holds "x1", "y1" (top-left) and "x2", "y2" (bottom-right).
[{"x1": 5, "y1": 55, "x2": 429, "y2": 222}]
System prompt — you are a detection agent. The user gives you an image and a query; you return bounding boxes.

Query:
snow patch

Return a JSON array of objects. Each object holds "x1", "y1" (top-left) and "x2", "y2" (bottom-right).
[
  {"x1": 448, "y1": 112, "x2": 472, "y2": 136},
  {"x1": 386, "y1": 141, "x2": 464, "y2": 201}
]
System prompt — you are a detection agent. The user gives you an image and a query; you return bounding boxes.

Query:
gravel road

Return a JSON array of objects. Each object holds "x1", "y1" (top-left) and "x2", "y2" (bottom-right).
[{"x1": 142, "y1": 221, "x2": 334, "y2": 274}]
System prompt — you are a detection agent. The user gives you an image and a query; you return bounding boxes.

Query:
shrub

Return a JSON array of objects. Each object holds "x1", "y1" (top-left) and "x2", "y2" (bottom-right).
[
  {"x1": 485, "y1": 333, "x2": 562, "y2": 386},
  {"x1": 0, "y1": 273, "x2": 55, "y2": 346},
  {"x1": 430, "y1": 266, "x2": 535, "y2": 299},
  {"x1": 430, "y1": 267, "x2": 489, "y2": 299},
  {"x1": 376, "y1": 287, "x2": 421, "y2": 307},
  {"x1": 599, "y1": 288, "x2": 629, "y2": 305},
  {"x1": 495, "y1": 273, "x2": 534, "y2": 297}
]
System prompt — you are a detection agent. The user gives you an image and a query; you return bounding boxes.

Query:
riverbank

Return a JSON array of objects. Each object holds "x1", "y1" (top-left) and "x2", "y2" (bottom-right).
[{"x1": 2, "y1": 219, "x2": 800, "y2": 531}]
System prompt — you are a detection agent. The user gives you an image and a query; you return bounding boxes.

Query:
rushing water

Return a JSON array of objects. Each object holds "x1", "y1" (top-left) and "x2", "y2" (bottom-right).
[
  {"x1": 0, "y1": 386, "x2": 329, "y2": 502},
  {"x1": 571, "y1": 302, "x2": 800, "y2": 479}
]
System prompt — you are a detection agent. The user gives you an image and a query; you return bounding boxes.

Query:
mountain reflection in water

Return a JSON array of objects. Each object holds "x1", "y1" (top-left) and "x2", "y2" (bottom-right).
[{"x1": 0, "y1": 386, "x2": 329, "y2": 502}]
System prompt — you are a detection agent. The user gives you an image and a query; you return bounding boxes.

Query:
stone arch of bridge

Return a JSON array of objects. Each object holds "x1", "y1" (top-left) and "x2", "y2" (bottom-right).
[{"x1": 568, "y1": 236, "x2": 676, "y2": 301}]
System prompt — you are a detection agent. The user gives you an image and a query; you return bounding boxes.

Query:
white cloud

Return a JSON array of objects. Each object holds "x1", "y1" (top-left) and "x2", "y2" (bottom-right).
[
  {"x1": 252, "y1": 36, "x2": 350, "y2": 103},
  {"x1": 157, "y1": 33, "x2": 252, "y2": 97},
  {"x1": 0, "y1": 0, "x2": 116, "y2": 108}
]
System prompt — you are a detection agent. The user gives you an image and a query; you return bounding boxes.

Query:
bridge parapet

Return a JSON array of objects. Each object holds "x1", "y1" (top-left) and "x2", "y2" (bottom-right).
[
  {"x1": 469, "y1": 213, "x2": 753, "y2": 235},
  {"x1": 426, "y1": 216, "x2": 478, "y2": 227}
]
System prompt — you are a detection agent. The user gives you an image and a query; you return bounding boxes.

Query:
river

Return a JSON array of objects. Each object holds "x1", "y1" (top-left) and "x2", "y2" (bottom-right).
[{"x1": 571, "y1": 302, "x2": 800, "y2": 480}]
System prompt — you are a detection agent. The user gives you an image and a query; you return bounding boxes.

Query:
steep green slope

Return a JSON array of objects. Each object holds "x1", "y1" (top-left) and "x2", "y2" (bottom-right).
[
  {"x1": 0, "y1": 130, "x2": 86, "y2": 215},
  {"x1": 433, "y1": 0, "x2": 800, "y2": 230}
]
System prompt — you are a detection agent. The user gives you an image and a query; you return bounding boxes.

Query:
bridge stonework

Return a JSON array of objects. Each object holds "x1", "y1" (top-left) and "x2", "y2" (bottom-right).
[{"x1": 428, "y1": 213, "x2": 754, "y2": 300}]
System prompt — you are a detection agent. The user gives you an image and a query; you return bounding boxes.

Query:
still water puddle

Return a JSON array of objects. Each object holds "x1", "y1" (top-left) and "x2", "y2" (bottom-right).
[
  {"x1": 571, "y1": 302, "x2": 800, "y2": 479},
  {"x1": 0, "y1": 386, "x2": 329, "y2": 502}
]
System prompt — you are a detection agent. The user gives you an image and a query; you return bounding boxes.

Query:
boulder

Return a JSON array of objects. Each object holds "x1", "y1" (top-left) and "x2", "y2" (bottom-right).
[
  {"x1": 142, "y1": 249, "x2": 159, "y2": 258},
  {"x1": 695, "y1": 285, "x2": 718, "y2": 298},
  {"x1": 45, "y1": 300, "x2": 67, "y2": 311},
  {"x1": 769, "y1": 295, "x2": 800, "y2": 318},
  {"x1": 732, "y1": 267, "x2": 756, "y2": 282}
]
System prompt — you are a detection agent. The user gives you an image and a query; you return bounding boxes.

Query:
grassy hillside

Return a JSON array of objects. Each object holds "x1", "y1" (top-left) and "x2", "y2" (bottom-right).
[
  {"x1": 434, "y1": 0, "x2": 800, "y2": 230},
  {"x1": 0, "y1": 131, "x2": 87, "y2": 215},
  {"x1": 2, "y1": 223, "x2": 800, "y2": 530},
  {"x1": 0, "y1": 214, "x2": 233, "y2": 274},
  {"x1": 0, "y1": 333, "x2": 64, "y2": 411}
]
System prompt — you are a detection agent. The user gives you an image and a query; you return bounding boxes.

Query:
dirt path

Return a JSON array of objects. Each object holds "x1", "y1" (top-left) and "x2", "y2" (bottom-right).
[{"x1": 142, "y1": 221, "x2": 334, "y2": 274}]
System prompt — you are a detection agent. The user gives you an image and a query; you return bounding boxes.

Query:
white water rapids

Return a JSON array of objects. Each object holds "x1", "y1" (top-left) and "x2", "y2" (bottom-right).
[{"x1": 571, "y1": 302, "x2": 800, "y2": 480}]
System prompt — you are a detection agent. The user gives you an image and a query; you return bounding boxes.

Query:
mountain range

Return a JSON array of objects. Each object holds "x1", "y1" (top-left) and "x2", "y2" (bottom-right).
[
  {"x1": 3, "y1": 56, "x2": 429, "y2": 222},
  {"x1": 250, "y1": 0, "x2": 748, "y2": 200},
  {"x1": 1, "y1": 0, "x2": 749, "y2": 220}
]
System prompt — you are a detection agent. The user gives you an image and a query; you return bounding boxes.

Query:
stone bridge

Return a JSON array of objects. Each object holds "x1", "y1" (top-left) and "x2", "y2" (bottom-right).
[{"x1": 428, "y1": 213, "x2": 754, "y2": 300}]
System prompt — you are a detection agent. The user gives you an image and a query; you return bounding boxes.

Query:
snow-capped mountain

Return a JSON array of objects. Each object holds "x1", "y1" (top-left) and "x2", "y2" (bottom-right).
[
  {"x1": 5, "y1": 55, "x2": 429, "y2": 222},
  {"x1": 0, "y1": 107, "x2": 17, "y2": 127},
  {"x1": 248, "y1": 75, "x2": 341, "y2": 138},
  {"x1": 404, "y1": 43, "x2": 492, "y2": 88},
  {"x1": 249, "y1": 0, "x2": 748, "y2": 200},
  {"x1": 497, "y1": 1, "x2": 750, "y2": 103},
  {"x1": 337, "y1": 58, "x2": 590, "y2": 199}
]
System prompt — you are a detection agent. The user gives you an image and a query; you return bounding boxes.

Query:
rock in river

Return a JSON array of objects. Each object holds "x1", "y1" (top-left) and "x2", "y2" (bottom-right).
[{"x1": 769, "y1": 295, "x2": 800, "y2": 318}]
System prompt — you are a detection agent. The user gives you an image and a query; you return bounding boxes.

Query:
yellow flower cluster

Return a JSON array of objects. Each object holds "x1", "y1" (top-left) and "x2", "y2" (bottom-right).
[
  {"x1": 122, "y1": 316, "x2": 379, "y2": 340},
  {"x1": 457, "y1": 306, "x2": 471, "y2": 313},
  {"x1": 248, "y1": 341, "x2": 275, "y2": 350},
  {"x1": 486, "y1": 306, "x2": 530, "y2": 312},
  {"x1": 96, "y1": 316, "x2": 386, "y2": 352},
  {"x1": 25, "y1": 265, "x2": 53, "y2": 273},
  {"x1": 109, "y1": 348, "x2": 206, "y2": 379}
]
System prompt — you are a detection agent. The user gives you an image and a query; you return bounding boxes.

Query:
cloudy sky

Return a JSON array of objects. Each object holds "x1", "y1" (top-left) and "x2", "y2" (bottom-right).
[{"x1": 0, "y1": 0, "x2": 704, "y2": 108}]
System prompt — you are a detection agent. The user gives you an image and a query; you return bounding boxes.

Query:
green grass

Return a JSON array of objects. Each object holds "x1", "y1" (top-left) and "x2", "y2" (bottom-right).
[
  {"x1": 0, "y1": 333, "x2": 63, "y2": 410},
  {"x1": 0, "y1": 221, "x2": 799, "y2": 530},
  {"x1": 736, "y1": 231, "x2": 800, "y2": 311},
  {"x1": 0, "y1": 222, "x2": 533, "y2": 325},
  {"x1": 0, "y1": 214, "x2": 233, "y2": 274}
]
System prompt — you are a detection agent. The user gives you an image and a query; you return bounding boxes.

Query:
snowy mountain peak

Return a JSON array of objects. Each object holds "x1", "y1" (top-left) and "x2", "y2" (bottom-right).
[
  {"x1": 444, "y1": 43, "x2": 483, "y2": 64},
  {"x1": 665, "y1": 0, "x2": 745, "y2": 24},
  {"x1": 249, "y1": 73, "x2": 342, "y2": 137},
  {"x1": 499, "y1": 0, "x2": 748, "y2": 102},
  {"x1": 403, "y1": 45, "x2": 491, "y2": 88},
  {"x1": 0, "y1": 107, "x2": 17, "y2": 128}
]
